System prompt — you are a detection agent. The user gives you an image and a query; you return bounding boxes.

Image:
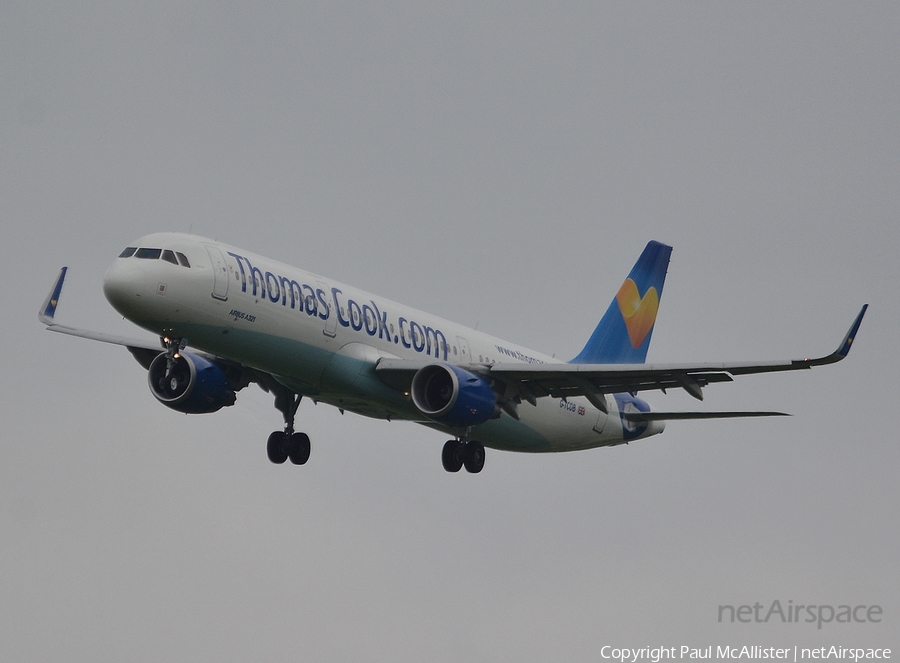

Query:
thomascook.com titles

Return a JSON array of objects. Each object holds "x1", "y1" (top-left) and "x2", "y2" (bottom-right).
[{"x1": 600, "y1": 648, "x2": 891, "y2": 663}]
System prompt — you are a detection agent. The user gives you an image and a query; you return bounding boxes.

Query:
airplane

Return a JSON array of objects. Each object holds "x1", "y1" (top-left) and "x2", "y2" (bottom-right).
[{"x1": 39, "y1": 233, "x2": 867, "y2": 473}]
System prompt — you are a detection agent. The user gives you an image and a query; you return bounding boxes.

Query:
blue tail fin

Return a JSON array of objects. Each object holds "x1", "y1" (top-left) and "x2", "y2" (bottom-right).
[{"x1": 570, "y1": 241, "x2": 672, "y2": 364}]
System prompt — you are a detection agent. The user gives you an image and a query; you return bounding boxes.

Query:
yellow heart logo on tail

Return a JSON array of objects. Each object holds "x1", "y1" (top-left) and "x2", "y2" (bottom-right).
[{"x1": 616, "y1": 278, "x2": 659, "y2": 349}]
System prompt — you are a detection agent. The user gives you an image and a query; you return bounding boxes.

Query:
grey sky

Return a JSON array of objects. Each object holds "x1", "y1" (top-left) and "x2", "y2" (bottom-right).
[{"x1": 2, "y1": 3, "x2": 898, "y2": 660}]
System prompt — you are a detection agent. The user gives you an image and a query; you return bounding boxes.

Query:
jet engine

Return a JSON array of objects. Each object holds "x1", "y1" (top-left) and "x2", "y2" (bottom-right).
[
  {"x1": 410, "y1": 363, "x2": 497, "y2": 428},
  {"x1": 148, "y1": 351, "x2": 237, "y2": 414}
]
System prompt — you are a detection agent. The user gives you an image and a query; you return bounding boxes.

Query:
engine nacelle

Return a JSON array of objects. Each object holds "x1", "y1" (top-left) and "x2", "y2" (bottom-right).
[
  {"x1": 410, "y1": 363, "x2": 497, "y2": 428},
  {"x1": 148, "y1": 351, "x2": 236, "y2": 414}
]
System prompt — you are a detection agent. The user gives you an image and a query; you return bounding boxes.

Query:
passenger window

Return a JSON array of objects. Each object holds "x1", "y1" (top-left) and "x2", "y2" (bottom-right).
[
  {"x1": 119, "y1": 247, "x2": 137, "y2": 258},
  {"x1": 162, "y1": 250, "x2": 178, "y2": 265},
  {"x1": 175, "y1": 252, "x2": 191, "y2": 268},
  {"x1": 135, "y1": 248, "x2": 162, "y2": 260}
]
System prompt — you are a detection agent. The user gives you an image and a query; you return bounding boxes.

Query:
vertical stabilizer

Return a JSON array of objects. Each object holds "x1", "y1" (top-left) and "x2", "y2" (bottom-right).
[{"x1": 570, "y1": 241, "x2": 672, "y2": 364}]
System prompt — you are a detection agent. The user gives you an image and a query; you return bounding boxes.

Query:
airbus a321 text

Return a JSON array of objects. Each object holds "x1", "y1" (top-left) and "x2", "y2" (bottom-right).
[{"x1": 40, "y1": 234, "x2": 867, "y2": 473}]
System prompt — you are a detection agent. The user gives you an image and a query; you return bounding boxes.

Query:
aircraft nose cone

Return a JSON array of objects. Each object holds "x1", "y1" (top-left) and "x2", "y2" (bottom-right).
[{"x1": 103, "y1": 259, "x2": 143, "y2": 318}]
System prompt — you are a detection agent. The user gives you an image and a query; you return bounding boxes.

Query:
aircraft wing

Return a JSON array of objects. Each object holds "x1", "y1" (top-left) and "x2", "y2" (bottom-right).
[
  {"x1": 38, "y1": 266, "x2": 268, "y2": 386},
  {"x1": 43, "y1": 321, "x2": 162, "y2": 352},
  {"x1": 376, "y1": 305, "x2": 867, "y2": 413},
  {"x1": 40, "y1": 267, "x2": 162, "y2": 353}
]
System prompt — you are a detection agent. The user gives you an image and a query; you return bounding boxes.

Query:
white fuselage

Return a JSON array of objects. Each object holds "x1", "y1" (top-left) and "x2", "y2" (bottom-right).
[{"x1": 103, "y1": 232, "x2": 662, "y2": 452}]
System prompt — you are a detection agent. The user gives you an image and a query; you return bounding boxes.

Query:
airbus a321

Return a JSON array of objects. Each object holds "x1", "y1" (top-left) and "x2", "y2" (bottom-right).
[{"x1": 40, "y1": 234, "x2": 866, "y2": 473}]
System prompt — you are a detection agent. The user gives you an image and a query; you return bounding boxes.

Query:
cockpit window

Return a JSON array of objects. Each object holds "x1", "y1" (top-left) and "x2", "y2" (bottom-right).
[
  {"x1": 122, "y1": 246, "x2": 191, "y2": 267},
  {"x1": 135, "y1": 248, "x2": 162, "y2": 260}
]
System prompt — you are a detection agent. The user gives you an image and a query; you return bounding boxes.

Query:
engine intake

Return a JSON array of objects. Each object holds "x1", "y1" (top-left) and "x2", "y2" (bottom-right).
[
  {"x1": 148, "y1": 351, "x2": 236, "y2": 414},
  {"x1": 411, "y1": 363, "x2": 497, "y2": 428}
]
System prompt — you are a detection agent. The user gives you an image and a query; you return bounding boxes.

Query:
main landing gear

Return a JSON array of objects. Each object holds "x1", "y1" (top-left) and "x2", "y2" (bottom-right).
[
  {"x1": 442, "y1": 437, "x2": 485, "y2": 474},
  {"x1": 266, "y1": 389, "x2": 311, "y2": 465}
]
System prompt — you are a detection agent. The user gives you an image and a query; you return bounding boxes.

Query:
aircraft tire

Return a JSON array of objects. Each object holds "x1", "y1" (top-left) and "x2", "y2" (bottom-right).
[
  {"x1": 288, "y1": 432, "x2": 311, "y2": 465},
  {"x1": 441, "y1": 440, "x2": 464, "y2": 473},
  {"x1": 463, "y1": 441, "x2": 485, "y2": 474},
  {"x1": 267, "y1": 431, "x2": 288, "y2": 464}
]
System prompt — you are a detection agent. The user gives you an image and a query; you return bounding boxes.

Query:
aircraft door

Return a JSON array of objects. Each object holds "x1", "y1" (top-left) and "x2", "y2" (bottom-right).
[
  {"x1": 456, "y1": 337, "x2": 472, "y2": 364},
  {"x1": 205, "y1": 246, "x2": 229, "y2": 301},
  {"x1": 319, "y1": 281, "x2": 337, "y2": 338}
]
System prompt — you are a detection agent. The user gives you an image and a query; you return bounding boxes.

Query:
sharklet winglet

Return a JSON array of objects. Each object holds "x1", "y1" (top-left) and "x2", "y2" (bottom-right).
[{"x1": 39, "y1": 266, "x2": 68, "y2": 325}]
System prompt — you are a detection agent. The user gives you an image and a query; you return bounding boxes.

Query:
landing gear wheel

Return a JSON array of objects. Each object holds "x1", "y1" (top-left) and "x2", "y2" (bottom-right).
[
  {"x1": 268, "y1": 387, "x2": 308, "y2": 466},
  {"x1": 463, "y1": 441, "x2": 485, "y2": 474},
  {"x1": 442, "y1": 440, "x2": 464, "y2": 473},
  {"x1": 288, "y1": 432, "x2": 311, "y2": 465},
  {"x1": 267, "y1": 431, "x2": 288, "y2": 464}
]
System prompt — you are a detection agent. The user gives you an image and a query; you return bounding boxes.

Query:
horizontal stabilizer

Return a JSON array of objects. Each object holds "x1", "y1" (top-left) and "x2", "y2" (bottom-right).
[{"x1": 624, "y1": 411, "x2": 789, "y2": 422}]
